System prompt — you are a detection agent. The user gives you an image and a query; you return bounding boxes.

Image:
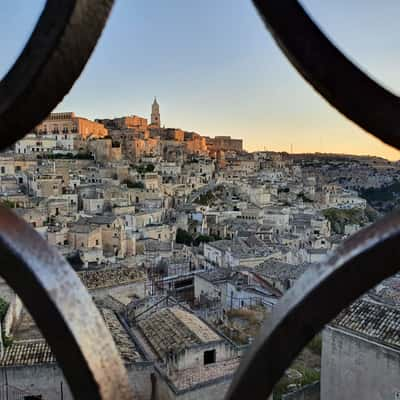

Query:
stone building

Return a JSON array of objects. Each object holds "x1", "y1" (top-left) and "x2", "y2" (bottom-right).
[
  {"x1": 26, "y1": 173, "x2": 64, "y2": 198},
  {"x1": 151, "y1": 98, "x2": 161, "y2": 128},
  {"x1": 15, "y1": 132, "x2": 78, "y2": 155},
  {"x1": 71, "y1": 215, "x2": 135, "y2": 258},
  {"x1": 130, "y1": 300, "x2": 239, "y2": 400},
  {"x1": 184, "y1": 132, "x2": 208, "y2": 155},
  {"x1": 194, "y1": 269, "x2": 279, "y2": 312},
  {"x1": 255, "y1": 259, "x2": 310, "y2": 293},
  {"x1": 14, "y1": 208, "x2": 47, "y2": 229},
  {"x1": 163, "y1": 129, "x2": 184, "y2": 142},
  {"x1": 0, "y1": 156, "x2": 36, "y2": 177},
  {"x1": 35, "y1": 112, "x2": 108, "y2": 139},
  {"x1": 88, "y1": 137, "x2": 122, "y2": 162},
  {"x1": 207, "y1": 136, "x2": 243, "y2": 153},
  {"x1": 0, "y1": 297, "x2": 240, "y2": 400},
  {"x1": 15, "y1": 133, "x2": 57, "y2": 155},
  {"x1": 68, "y1": 223, "x2": 103, "y2": 251},
  {"x1": 321, "y1": 299, "x2": 400, "y2": 400},
  {"x1": 0, "y1": 306, "x2": 150, "y2": 400},
  {"x1": 97, "y1": 115, "x2": 148, "y2": 131}
]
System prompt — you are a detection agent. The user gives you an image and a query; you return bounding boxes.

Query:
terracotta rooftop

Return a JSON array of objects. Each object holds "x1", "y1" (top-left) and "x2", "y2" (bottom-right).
[
  {"x1": 0, "y1": 340, "x2": 55, "y2": 366},
  {"x1": 372, "y1": 274, "x2": 400, "y2": 307},
  {"x1": 170, "y1": 357, "x2": 240, "y2": 390},
  {"x1": 1, "y1": 308, "x2": 141, "y2": 367},
  {"x1": 333, "y1": 299, "x2": 400, "y2": 350},
  {"x1": 256, "y1": 258, "x2": 311, "y2": 281},
  {"x1": 138, "y1": 306, "x2": 221, "y2": 359},
  {"x1": 100, "y1": 308, "x2": 142, "y2": 363},
  {"x1": 197, "y1": 268, "x2": 233, "y2": 283},
  {"x1": 78, "y1": 266, "x2": 143, "y2": 289}
]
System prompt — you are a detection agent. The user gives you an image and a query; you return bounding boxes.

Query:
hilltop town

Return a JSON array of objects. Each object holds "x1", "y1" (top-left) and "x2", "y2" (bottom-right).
[{"x1": 0, "y1": 99, "x2": 399, "y2": 400}]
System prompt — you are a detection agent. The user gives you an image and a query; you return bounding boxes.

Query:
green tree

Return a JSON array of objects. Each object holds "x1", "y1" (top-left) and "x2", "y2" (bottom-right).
[
  {"x1": 121, "y1": 179, "x2": 145, "y2": 189},
  {"x1": 176, "y1": 228, "x2": 193, "y2": 246},
  {"x1": 146, "y1": 164, "x2": 155, "y2": 172},
  {"x1": 193, "y1": 234, "x2": 215, "y2": 246},
  {"x1": 0, "y1": 200, "x2": 15, "y2": 208}
]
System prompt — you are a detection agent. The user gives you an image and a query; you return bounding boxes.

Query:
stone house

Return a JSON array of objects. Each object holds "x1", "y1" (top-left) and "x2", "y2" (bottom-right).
[
  {"x1": 194, "y1": 269, "x2": 279, "y2": 312},
  {"x1": 203, "y1": 239, "x2": 278, "y2": 269},
  {"x1": 0, "y1": 307, "x2": 149, "y2": 400},
  {"x1": 15, "y1": 133, "x2": 57, "y2": 155},
  {"x1": 141, "y1": 224, "x2": 176, "y2": 242},
  {"x1": 78, "y1": 215, "x2": 134, "y2": 258},
  {"x1": 0, "y1": 156, "x2": 36, "y2": 177},
  {"x1": 159, "y1": 162, "x2": 182, "y2": 177},
  {"x1": 142, "y1": 173, "x2": 161, "y2": 191},
  {"x1": 136, "y1": 209, "x2": 164, "y2": 229},
  {"x1": 46, "y1": 198, "x2": 75, "y2": 217},
  {"x1": 131, "y1": 301, "x2": 239, "y2": 400},
  {"x1": 68, "y1": 223, "x2": 102, "y2": 251},
  {"x1": 255, "y1": 259, "x2": 311, "y2": 293},
  {"x1": 0, "y1": 175, "x2": 19, "y2": 194},
  {"x1": 26, "y1": 173, "x2": 64, "y2": 197},
  {"x1": 321, "y1": 299, "x2": 400, "y2": 400},
  {"x1": 238, "y1": 207, "x2": 264, "y2": 223},
  {"x1": 87, "y1": 137, "x2": 121, "y2": 162},
  {"x1": 47, "y1": 225, "x2": 69, "y2": 247},
  {"x1": 83, "y1": 196, "x2": 105, "y2": 214},
  {"x1": 14, "y1": 208, "x2": 47, "y2": 229},
  {"x1": 35, "y1": 111, "x2": 107, "y2": 139}
]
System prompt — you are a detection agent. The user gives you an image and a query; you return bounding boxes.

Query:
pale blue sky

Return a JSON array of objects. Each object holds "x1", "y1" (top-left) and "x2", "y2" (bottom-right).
[{"x1": 1, "y1": 1, "x2": 400, "y2": 158}]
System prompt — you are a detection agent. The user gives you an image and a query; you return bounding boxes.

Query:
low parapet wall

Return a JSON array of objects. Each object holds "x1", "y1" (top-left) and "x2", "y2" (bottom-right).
[{"x1": 282, "y1": 382, "x2": 320, "y2": 400}]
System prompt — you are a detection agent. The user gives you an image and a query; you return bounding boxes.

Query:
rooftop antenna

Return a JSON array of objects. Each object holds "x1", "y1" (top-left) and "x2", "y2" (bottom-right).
[{"x1": 290, "y1": 144, "x2": 293, "y2": 154}]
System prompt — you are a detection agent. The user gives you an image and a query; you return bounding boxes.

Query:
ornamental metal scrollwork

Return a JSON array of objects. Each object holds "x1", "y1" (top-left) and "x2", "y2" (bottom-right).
[
  {"x1": 0, "y1": 1, "x2": 134, "y2": 399},
  {"x1": 227, "y1": 1, "x2": 400, "y2": 398},
  {"x1": 0, "y1": 207, "x2": 134, "y2": 399},
  {"x1": 226, "y1": 209, "x2": 400, "y2": 399},
  {"x1": 0, "y1": 1, "x2": 399, "y2": 399},
  {"x1": 0, "y1": 0, "x2": 114, "y2": 151},
  {"x1": 252, "y1": 0, "x2": 400, "y2": 150}
]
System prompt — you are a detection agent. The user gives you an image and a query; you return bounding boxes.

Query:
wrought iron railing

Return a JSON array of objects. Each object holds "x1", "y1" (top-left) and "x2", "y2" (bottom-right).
[{"x1": 0, "y1": 1, "x2": 399, "y2": 399}]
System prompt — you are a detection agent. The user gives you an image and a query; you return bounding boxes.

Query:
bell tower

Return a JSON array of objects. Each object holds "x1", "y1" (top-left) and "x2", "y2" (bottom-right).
[{"x1": 151, "y1": 97, "x2": 160, "y2": 128}]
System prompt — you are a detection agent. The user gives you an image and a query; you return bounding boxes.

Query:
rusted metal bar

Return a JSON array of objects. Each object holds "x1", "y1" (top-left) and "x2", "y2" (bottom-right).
[
  {"x1": 0, "y1": 0, "x2": 114, "y2": 150},
  {"x1": 252, "y1": 0, "x2": 400, "y2": 150},
  {"x1": 0, "y1": 206, "x2": 134, "y2": 400},
  {"x1": 226, "y1": 211, "x2": 400, "y2": 399}
]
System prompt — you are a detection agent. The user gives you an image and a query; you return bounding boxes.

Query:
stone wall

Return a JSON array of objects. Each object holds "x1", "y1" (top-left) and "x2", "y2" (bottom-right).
[
  {"x1": 126, "y1": 362, "x2": 155, "y2": 400},
  {"x1": 321, "y1": 326, "x2": 400, "y2": 400},
  {"x1": 0, "y1": 364, "x2": 73, "y2": 400},
  {"x1": 90, "y1": 280, "x2": 145, "y2": 304},
  {"x1": 0, "y1": 362, "x2": 154, "y2": 400},
  {"x1": 153, "y1": 368, "x2": 232, "y2": 400},
  {"x1": 282, "y1": 382, "x2": 320, "y2": 400}
]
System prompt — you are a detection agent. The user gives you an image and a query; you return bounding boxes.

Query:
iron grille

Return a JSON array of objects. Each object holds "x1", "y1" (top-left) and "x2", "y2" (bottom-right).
[{"x1": 0, "y1": 1, "x2": 399, "y2": 399}]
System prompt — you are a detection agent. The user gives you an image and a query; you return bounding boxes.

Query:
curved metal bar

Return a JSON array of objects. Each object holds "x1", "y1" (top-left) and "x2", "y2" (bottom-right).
[
  {"x1": 252, "y1": 0, "x2": 400, "y2": 150},
  {"x1": 0, "y1": 206, "x2": 134, "y2": 400},
  {"x1": 226, "y1": 211, "x2": 400, "y2": 400},
  {"x1": 0, "y1": 0, "x2": 113, "y2": 150}
]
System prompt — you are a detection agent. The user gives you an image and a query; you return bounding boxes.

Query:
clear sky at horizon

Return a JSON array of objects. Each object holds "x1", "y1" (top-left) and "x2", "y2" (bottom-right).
[{"x1": 1, "y1": 1, "x2": 400, "y2": 159}]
